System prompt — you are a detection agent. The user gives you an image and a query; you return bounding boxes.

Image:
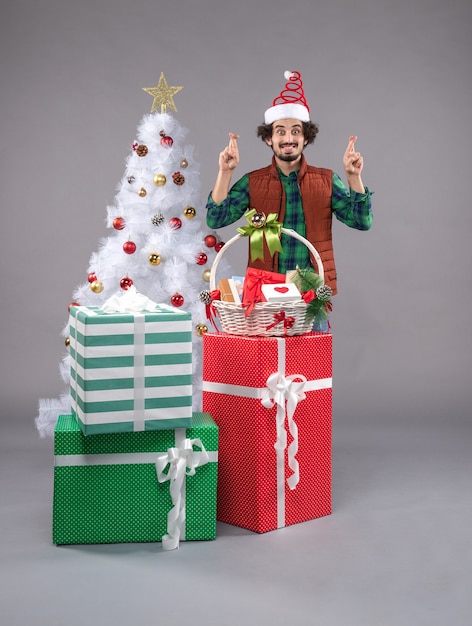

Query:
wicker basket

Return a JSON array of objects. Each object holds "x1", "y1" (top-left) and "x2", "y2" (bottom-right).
[{"x1": 209, "y1": 227, "x2": 324, "y2": 336}]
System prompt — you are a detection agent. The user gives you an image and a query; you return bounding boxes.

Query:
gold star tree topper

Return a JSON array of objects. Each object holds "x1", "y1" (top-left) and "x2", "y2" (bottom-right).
[{"x1": 143, "y1": 72, "x2": 184, "y2": 113}]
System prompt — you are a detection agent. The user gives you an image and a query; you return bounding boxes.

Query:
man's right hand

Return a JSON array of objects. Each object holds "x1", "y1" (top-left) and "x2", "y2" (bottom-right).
[{"x1": 218, "y1": 132, "x2": 240, "y2": 172}]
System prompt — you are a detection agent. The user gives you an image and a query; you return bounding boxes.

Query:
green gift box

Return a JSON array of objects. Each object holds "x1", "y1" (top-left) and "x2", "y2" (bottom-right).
[
  {"x1": 53, "y1": 413, "x2": 218, "y2": 548},
  {"x1": 69, "y1": 303, "x2": 193, "y2": 435}
]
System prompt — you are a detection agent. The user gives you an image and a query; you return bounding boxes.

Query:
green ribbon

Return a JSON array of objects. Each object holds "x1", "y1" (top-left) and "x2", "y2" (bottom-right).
[{"x1": 237, "y1": 209, "x2": 284, "y2": 261}]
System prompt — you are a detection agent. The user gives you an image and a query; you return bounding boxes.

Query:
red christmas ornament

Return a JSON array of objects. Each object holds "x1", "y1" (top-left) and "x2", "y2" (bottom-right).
[
  {"x1": 170, "y1": 293, "x2": 184, "y2": 307},
  {"x1": 123, "y1": 241, "x2": 137, "y2": 254},
  {"x1": 215, "y1": 241, "x2": 225, "y2": 252},
  {"x1": 113, "y1": 217, "x2": 125, "y2": 230},
  {"x1": 169, "y1": 217, "x2": 182, "y2": 230},
  {"x1": 120, "y1": 277, "x2": 133, "y2": 290},
  {"x1": 87, "y1": 272, "x2": 97, "y2": 283},
  {"x1": 196, "y1": 252, "x2": 208, "y2": 265},
  {"x1": 204, "y1": 234, "x2": 217, "y2": 248},
  {"x1": 160, "y1": 131, "x2": 174, "y2": 147},
  {"x1": 68, "y1": 302, "x2": 80, "y2": 311}
]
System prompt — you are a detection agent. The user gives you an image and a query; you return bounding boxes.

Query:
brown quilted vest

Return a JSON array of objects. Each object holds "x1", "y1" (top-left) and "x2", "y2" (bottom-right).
[{"x1": 247, "y1": 155, "x2": 337, "y2": 294}]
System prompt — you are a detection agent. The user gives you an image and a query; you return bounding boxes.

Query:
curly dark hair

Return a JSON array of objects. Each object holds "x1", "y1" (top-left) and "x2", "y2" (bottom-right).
[{"x1": 256, "y1": 120, "x2": 319, "y2": 145}]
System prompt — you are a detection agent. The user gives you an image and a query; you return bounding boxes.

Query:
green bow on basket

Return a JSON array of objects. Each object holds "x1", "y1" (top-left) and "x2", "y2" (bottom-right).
[{"x1": 237, "y1": 209, "x2": 284, "y2": 261}]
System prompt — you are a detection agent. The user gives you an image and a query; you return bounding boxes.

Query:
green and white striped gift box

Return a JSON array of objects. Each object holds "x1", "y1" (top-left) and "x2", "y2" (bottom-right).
[{"x1": 69, "y1": 304, "x2": 193, "y2": 435}]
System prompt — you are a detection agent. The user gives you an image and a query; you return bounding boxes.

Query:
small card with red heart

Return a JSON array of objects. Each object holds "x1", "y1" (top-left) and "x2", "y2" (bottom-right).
[{"x1": 261, "y1": 282, "x2": 302, "y2": 303}]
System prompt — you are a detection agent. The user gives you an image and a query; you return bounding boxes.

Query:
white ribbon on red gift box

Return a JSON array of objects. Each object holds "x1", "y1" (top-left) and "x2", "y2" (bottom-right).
[
  {"x1": 261, "y1": 372, "x2": 304, "y2": 479},
  {"x1": 202, "y1": 337, "x2": 332, "y2": 528},
  {"x1": 156, "y1": 433, "x2": 210, "y2": 550},
  {"x1": 262, "y1": 370, "x2": 305, "y2": 529}
]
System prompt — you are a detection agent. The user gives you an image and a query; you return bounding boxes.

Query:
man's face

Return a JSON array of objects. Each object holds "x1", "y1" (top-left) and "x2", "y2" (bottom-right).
[{"x1": 266, "y1": 118, "x2": 307, "y2": 163}]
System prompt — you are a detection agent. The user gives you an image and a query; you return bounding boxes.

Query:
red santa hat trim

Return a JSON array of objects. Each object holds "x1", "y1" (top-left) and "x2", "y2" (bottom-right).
[{"x1": 264, "y1": 71, "x2": 311, "y2": 124}]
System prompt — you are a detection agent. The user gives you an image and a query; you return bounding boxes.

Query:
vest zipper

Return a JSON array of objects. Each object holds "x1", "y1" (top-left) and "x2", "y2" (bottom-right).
[{"x1": 272, "y1": 180, "x2": 284, "y2": 271}]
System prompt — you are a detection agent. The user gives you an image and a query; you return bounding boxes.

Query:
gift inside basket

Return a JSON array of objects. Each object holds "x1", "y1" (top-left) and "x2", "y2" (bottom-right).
[{"x1": 207, "y1": 222, "x2": 329, "y2": 337}]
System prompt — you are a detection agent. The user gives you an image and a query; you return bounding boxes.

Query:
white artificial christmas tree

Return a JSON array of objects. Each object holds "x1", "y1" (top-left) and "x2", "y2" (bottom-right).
[{"x1": 36, "y1": 73, "x2": 229, "y2": 437}]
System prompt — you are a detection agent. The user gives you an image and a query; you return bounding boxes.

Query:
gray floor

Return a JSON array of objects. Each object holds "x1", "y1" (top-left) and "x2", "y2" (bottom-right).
[{"x1": 2, "y1": 414, "x2": 471, "y2": 626}]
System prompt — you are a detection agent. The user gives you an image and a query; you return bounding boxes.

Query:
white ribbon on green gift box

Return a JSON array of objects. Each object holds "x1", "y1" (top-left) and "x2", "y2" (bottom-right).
[
  {"x1": 101, "y1": 285, "x2": 156, "y2": 315},
  {"x1": 202, "y1": 337, "x2": 332, "y2": 529},
  {"x1": 156, "y1": 435, "x2": 210, "y2": 551},
  {"x1": 102, "y1": 287, "x2": 157, "y2": 432}
]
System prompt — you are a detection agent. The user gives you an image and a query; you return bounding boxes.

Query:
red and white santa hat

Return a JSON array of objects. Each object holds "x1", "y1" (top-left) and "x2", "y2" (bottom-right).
[{"x1": 264, "y1": 71, "x2": 311, "y2": 125}]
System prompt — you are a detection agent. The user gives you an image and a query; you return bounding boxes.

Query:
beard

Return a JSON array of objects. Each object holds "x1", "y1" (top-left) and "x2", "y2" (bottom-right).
[
  {"x1": 271, "y1": 143, "x2": 304, "y2": 162},
  {"x1": 275, "y1": 152, "x2": 300, "y2": 162}
]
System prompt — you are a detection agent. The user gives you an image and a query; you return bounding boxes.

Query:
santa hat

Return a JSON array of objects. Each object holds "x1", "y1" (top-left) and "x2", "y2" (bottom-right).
[{"x1": 264, "y1": 71, "x2": 310, "y2": 125}]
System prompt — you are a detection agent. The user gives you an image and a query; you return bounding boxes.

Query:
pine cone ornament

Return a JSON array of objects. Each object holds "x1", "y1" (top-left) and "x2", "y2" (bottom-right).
[
  {"x1": 315, "y1": 285, "x2": 333, "y2": 302},
  {"x1": 199, "y1": 290, "x2": 212, "y2": 305},
  {"x1": 136, "y1": 144, "x2": 148, "y2": 157},
  {"x1": 172, "y1": 171, "x2": 185, "y2": 185},
  {"x1": 151, "y1": 213, "x2": 165, "y2": 226}
]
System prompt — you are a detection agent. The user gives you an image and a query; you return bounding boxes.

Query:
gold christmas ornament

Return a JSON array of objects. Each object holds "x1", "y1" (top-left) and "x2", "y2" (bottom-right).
[
  {"x1": 195, "y1": 323, "x2": 208, "y2": 337},
  {"x1": 90, "y1": 279, "x2": 104, "y2": 293},
  {"x1": 148, "y1": 253, "x2": 161, "y2": 266},
  {"x1": 251, "y1": 212, "x2": 266, "y2": 228},
  {"x1": 202, "y1": 268, "x2": 211, "y2": 282},
  {"x1": 138, "y1": 187, "x2": 147, "y2": 197},
  {"x1": 180, "y1": 157, "x2": 188, "y2": 168},
  {"x1": 142, "y1": 72, "x2": 184, "y2": 114},
  {"x1": 153, "y1": 173, "x2": 166, "y2": 186},
  {"x1": 65, "y1": 336, "x2": 70, "y2": 347},
  {"x1": 183, "y1": 206, "x2": 196, "y2": 219}
]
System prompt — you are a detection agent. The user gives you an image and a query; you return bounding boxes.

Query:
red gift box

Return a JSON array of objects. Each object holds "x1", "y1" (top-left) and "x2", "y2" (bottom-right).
[
  {"x1": 202, "y1": 332, "x2": 332, "y2": 533},
  {"x1": 241, "y1": 268, "x2": 286, "y2": 316}
]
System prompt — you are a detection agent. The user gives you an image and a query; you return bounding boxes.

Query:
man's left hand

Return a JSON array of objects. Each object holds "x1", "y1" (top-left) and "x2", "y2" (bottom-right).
[
  {"x1": 343, "y1": 135, "x2": 365, "y2": 193},
  {"x1": 343, "y1": 135, "x2": 364, "y2": 176}
]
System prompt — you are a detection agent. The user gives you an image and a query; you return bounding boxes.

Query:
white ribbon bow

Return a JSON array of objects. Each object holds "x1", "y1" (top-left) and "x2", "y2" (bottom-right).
[
  {"x1": 101, "y1": 285, "x2": 157, "y2": 313},
  {"x1": 156, "y1": 438, "x2": 210, "y2": 551},
  {"x1": 261, "y1": 373, "x2": 307, "y2": 490}
]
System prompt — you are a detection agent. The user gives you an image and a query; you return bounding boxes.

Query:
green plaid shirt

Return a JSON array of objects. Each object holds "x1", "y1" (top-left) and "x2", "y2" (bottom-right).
[{"x1": 206, "y1": 169, "x2": 373, "y2": 273}]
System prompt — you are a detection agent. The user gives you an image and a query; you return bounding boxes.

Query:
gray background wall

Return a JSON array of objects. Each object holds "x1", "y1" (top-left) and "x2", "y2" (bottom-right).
[
  {"x1": 2, "y1": 0, "x2": 470, "y2": 427},
  {"x1": 1, "y1": 2, "x2": 471, "y2": 624}
]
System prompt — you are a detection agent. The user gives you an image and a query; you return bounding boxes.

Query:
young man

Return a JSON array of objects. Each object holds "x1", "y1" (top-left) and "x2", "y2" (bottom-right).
[{"x1": 205, "y1": 71, "x2": 373, "y2": 297}]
